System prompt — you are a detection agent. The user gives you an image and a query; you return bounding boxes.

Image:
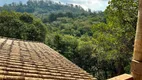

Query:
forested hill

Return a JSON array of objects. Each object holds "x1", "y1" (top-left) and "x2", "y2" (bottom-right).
[{"x1": 0, "y1": 0, "x2": 89, "y2": 16}]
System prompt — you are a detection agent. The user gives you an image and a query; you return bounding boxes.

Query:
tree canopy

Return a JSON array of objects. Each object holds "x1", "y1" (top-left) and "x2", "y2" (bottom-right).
[{"x1": 0, "y1": 11, "x2": 47, "y2": 42}]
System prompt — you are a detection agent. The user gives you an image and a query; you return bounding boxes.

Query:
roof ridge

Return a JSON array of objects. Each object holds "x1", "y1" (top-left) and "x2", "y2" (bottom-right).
[{"x1": 0, "y1": 36, "x2": 42, "y2": 43}]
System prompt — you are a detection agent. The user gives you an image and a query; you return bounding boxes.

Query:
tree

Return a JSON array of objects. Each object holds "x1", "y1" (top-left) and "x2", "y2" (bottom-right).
[
  {"x1": 0, "y1": 11, "x2": 47, "y2": 42},
  {"x1": 20, "y1": 13, "x2": 33, "y2": 23},
  {"x1": 91, "y1": 0, "x2": 138, "y2": 79},
  {"x1": 48, "y1": 13, "x2": 57, "y2": 22},
  {"x1": 105, "y1": 0, "x2": 138, "y2": 76}
]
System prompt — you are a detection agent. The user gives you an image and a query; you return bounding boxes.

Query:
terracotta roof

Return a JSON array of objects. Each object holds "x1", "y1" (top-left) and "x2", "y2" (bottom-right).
[{"x1": 0, "y1": 37, "x2": 96, "y2": 80}]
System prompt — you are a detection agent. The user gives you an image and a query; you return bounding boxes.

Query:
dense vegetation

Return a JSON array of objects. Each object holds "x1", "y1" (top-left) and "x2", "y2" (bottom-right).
[
  {"x1": 0, "y1": 11, "x2": 47, "y2": 42},
  {"x1": 0, "y1": 0, "x2": 89, "y2": 17},
  {"x1": 0, "y1": 0, "x2": 138, "y2": 79}
]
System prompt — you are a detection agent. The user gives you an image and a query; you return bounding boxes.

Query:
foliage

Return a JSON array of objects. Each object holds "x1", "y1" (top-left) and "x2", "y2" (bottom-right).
[
  {"x1": 46, "y1": 0, "x2": 138, "y2": 79},
  {"x1": 0, "y1": 0, "x2": 89, "y2": 17},
  {"x1": 91, "y1": 0, "x2": 138, "y2": 79},
  {"x1": 0, "y1": 11, "x2": 47, "y2": 42}
]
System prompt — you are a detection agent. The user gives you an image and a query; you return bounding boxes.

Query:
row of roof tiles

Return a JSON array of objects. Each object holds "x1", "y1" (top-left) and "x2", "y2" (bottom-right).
[{"x1": 0, "y1": 37, "x2": 96, "y2": 80}]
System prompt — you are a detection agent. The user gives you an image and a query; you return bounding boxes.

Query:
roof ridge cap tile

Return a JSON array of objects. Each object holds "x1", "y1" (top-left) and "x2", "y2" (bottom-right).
[{"x1": 0, "y1": 36, "x2": 42, "y2": 43}]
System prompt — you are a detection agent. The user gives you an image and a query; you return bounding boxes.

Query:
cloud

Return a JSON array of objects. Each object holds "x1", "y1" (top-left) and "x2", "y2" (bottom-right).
[{"x1": 54, "y1": 0, "x2": 109, "y2": 11}]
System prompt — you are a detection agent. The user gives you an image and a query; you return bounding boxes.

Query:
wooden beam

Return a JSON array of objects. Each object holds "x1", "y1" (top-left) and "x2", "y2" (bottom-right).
[
  {"x1": 131, "y1": 0, "x2": 142, "y2": 79},
  {"x1": 107, "y1": 74, "x2": 133, "y2": 80}
]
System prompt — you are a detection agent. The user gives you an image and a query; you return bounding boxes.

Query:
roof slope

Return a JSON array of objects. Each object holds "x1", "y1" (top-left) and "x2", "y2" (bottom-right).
[{"x1": 0, "y1": 37, "x2": 96, "y2": 80}]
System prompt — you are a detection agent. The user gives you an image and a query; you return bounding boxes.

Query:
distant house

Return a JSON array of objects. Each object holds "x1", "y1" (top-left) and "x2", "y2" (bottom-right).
[{"x1": 0, "y1": 37, "x2": 96, "y2": 80}]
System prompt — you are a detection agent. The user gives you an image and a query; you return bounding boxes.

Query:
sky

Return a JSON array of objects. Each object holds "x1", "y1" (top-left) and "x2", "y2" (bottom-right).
[{"x1": 0, "y1": 0, "x2": 109, "y2": 11}]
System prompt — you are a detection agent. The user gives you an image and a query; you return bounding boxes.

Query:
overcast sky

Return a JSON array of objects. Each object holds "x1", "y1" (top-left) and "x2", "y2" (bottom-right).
[{"x1": 0, "y1": 0, "x2": 109, "y2": 11}]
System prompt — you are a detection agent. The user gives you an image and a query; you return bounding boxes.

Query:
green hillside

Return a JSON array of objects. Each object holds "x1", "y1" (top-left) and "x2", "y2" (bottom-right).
[{"x1": 0, "y1": 0, "x2": 89, "y2": 16}]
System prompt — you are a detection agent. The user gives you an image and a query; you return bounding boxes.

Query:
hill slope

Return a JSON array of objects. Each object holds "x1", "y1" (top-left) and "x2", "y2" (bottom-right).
[{"x1": 0, "y1": 0, "x2": 89, "y2": 16}]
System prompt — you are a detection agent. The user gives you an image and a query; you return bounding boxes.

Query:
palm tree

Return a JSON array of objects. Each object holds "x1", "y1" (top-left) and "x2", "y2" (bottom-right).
[{"x1": 132, "y1": 0, "x2": 142, "y2": 79}]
